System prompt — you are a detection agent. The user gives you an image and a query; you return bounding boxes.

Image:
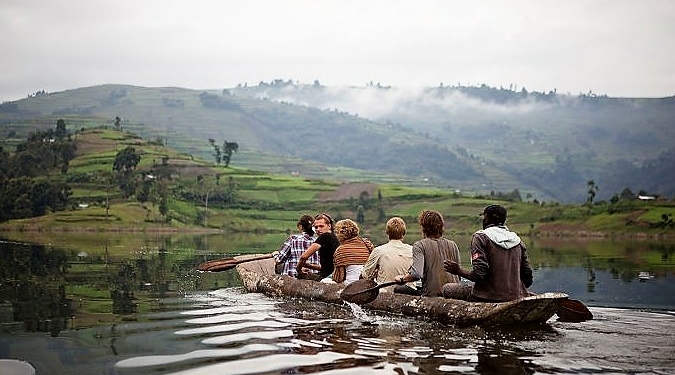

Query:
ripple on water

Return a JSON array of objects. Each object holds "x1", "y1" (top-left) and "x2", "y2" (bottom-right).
[
  {"x1": 160, "y1": 352, "x2": 360, "y2": 375},
  {"x1": 174, "y1": 320, "x2": 291, "y2": 335},
  {"x1": 115, "y1": 343, "x2": 281, "y2": 369},
  {"x1": 184, "y1": 312, "x2": 272, "y2": 324},
  {"x1": 201, "y1": 329, "x2": 294, "y2": 345},
  {"x1": 113, "y1": 289, "x2": 675, "y2": 375}
]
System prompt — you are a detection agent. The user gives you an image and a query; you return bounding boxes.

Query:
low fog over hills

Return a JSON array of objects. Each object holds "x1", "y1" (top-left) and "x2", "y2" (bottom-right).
[
  {"x1": 231, "y1": 81, "x2": 675, "y2": 202},
  {"x1": 2, "y1": 82, "x2": 674, "y2": 203}
]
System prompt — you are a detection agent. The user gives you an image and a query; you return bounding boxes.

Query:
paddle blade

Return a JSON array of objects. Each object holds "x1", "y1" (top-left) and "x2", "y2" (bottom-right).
[
  {"x1": 196, "y1": 258, "x2": 238, "y2": 272},
  {"x1": 340, "y1": 279, "x2": 379, "y2": 304},
  {"x1": 557, "y1": 299, "x2": 593, "y2": 322}
]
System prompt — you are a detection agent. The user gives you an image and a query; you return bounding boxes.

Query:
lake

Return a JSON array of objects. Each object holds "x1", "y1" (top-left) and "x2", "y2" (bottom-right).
[{"x1": 1, "y1": 232, "x2": 674, "y2": 374}]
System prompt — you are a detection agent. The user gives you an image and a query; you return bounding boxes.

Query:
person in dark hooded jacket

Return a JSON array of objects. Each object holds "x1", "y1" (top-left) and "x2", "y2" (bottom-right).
[{"x1": 442, "y1": 204, "x2": 533, "y2": 302}]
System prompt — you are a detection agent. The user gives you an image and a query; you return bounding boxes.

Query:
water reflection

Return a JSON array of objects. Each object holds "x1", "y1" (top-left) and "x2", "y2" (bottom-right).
[
  {"x1": 0, "y1": 241, "x2": 73, "y2": 336},
  {"x1": 1, "y1": 234, "x2": 675, "y2": 374},
  {"x1": 111, "y1": 289, "x2": 554, "y2": 375},
  {"x1": 1, "y1": 235, "x2": 675, "y2": 339}
]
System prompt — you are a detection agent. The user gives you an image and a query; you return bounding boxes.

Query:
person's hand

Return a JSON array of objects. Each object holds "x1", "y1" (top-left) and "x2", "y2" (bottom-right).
[
  {"x1": 444, "y1": 260, "x2": 460, "y2": 274},
  {"x1": 394, "y1": 275, "x2": 406, "y2": 285}
]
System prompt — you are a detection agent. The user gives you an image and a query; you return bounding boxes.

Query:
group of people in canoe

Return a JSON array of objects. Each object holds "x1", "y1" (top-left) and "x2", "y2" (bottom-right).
[{"x1": 273, "y1": 204, "x2": 534, "y2": 303}]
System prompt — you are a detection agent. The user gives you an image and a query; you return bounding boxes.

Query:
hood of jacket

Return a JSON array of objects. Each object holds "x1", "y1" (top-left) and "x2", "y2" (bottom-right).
[{"x1": 476, "y1": 225, "x2": 521, "y2": 249}]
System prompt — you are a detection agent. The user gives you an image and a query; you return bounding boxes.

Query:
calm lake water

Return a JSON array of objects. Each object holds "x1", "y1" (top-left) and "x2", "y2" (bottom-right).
[{"x1": 1, "y1": 233, "x2": 674, "y2": 374}]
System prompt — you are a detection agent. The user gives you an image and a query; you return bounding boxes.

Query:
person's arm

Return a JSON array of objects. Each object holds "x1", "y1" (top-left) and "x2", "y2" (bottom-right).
[
  {"x1": 443, "y1": 260, "x2": 471, "y2": 280},
  {"x1": 361, "y1": 249, "x2": 380, "y2": 279},
  {"x1": 275, "y1": 236, "x2": 292, "y2": 263},
  {"x1": 466, "y1": 235, "x2": 489, "y2": 282},
  {"x1": 444, "y1": 234, "x2": 487, "y2": 282},
  {"x1": 407, "y1": 242, "x2": 424, "y2": 281},
  {"x1": 296, "y1": 242, "x2": 321, "y2": 272},
  {"x1": 395, "y1": 243, "x2": 423, "y2": 284},
  {"x1": 520, "y1": 245, "x2": 533, "y2": 288},
  {"x1": 394, "y1": 273, "x2": 415, "y2": 284}
]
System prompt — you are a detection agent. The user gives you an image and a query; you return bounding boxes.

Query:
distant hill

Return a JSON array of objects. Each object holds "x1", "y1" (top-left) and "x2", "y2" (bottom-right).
[{"x1": 2, "y1": 83, "x2": 674, "y2": 202}]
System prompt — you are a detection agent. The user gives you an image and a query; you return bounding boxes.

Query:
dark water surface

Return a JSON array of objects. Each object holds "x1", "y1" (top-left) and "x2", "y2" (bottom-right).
[{"x1": 1, "y1": 235, "x2": 674, "y2": 374}]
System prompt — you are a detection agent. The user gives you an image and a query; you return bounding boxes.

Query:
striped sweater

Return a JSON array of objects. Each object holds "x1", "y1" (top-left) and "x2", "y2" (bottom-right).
[{"x1": 332, "y1": 237, "x2": 373, "y2": 283}]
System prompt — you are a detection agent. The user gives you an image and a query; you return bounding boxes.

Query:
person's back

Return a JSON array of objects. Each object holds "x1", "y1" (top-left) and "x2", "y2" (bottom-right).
[
  {"x1": 468, "y1": 227, "x2": 531, "y2": 301},
  {"x1": 443, "y1": 204, "x2": 533, "y2": 302},
  {"x1": 413, "y1": 237, "x2": 460, "y2": 296},
  {"x1": 362, "y1": 217, "x2": 413, "y2": 292},
  {"x1": 274, "y1": 215, "x2": 318, "y2": 277},
  {"x1": 331, "y1": 219, "x2": 372, "y2": 285},
  {"x1": 296, "y1": 213, "x2": 339, "y2": 280},
  {"x1": 393, "y1": 210, "x2": 461, "y2": 297}
]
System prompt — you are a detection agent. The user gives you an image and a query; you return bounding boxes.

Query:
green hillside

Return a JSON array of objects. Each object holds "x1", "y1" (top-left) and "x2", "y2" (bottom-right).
[
  {"x1": 1, "y1": 83, "x2": 674, "y2": 203},
  {"x1": 1, "y1": 128, "x2": 673, "y2": 243}
]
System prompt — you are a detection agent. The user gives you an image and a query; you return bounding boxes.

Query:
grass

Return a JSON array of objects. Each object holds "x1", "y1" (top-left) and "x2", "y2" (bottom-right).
[{"x1": 1, "y1": 128, "x2": 674, "y2": 243}]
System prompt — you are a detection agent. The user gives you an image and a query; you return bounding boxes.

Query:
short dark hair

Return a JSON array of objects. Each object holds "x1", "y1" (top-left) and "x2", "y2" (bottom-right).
[
  {"x1": 298, "y1": 214, "x2": 314, "y2": 235},
  {"x1": 482, "y1": 204, "x2": 507, "y2": 225}
]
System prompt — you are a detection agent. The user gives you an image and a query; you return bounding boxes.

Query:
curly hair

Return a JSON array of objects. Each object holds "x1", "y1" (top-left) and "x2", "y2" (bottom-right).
[
  {"x1": 334, "y1": 219, "x2": 359, "y2": 243},
  {"x1": 418, "y1": 210, "x2": 445, "y2": 238}
]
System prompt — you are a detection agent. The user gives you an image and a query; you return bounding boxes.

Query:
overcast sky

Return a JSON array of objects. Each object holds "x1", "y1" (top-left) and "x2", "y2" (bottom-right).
[{"x1": 2, "y1": 0, "x2": 674, "y2": 102}]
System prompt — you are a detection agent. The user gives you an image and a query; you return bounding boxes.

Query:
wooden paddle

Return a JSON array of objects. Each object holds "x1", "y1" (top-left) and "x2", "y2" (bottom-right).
[
  {"x1": 340, "y1": 279, "x2": 400, "y2": 304},
  {"x1": 196, "y1": 254, "x2": 274, "y2": 272},
  {"x1": 557, "y1": 298, "x2": 593, "y2": 322}
]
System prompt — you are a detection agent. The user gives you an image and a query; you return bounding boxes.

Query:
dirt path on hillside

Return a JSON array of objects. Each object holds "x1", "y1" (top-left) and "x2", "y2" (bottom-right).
[{"x1": 317, "y1": 182, "x2": 378, "y2": 201}]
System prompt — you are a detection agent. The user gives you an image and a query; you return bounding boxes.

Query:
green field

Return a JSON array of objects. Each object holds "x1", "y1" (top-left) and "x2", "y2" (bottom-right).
[{"x1": 1, "y1": 128, "x2": 673, "y2": 243}]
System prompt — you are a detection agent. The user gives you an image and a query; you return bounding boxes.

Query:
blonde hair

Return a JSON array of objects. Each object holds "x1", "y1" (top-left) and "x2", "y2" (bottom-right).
[
  {"x1": 334, "y1": 219, "x2": 359, "y2": 243},
  {"x1": 385, "y1": 217, "x2": 406, "y2": 240}
]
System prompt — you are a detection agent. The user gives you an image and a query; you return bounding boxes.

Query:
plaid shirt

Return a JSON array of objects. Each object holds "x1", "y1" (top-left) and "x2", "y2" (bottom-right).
[{"x1": 275, "y1": 233, "x2": 318, "y2": 277}]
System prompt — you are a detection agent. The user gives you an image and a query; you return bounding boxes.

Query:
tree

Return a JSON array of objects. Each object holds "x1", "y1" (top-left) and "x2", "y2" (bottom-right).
[
  {"x1": 619, "y1": 187, "x2": 635, "y2": 200},
  {"x1": 56, "y1": 141, "x2": 77, "y2": 174},
  {"x1": 113, "y1": 146, "x2": 141, "y2": 173},
  {"x1": 208, "y1": 139, "x2": 221, "y2": 165},
  {"x1": 113, "y1": 147, "x2": 141, "y2": 198},
  {"x1": 359, "y1": 191, "x2": 371, "y2": 209},
  {"x1": 356, "y1": 205, "x2": 365, "y2": 225},
  {"x1": 587, "y1": 180, "x2": 598, "y2": 204},
  {"x1": 114, "y1": 116, "x2": 122, "y2": 131},
  {"x1": 222, "y1": 141, "x2": 238, "y2": 167},
  {"x1": 55, "y1": 119, "x2": 66, "y2": 139},
  {"x1": 196, "y1": 174, "x2": 217, "y2": 227}
]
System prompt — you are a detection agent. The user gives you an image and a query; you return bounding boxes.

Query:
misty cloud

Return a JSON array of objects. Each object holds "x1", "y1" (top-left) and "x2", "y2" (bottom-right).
[{"x1": 246, "y1": 84, "x2": 555, "y2": 121}]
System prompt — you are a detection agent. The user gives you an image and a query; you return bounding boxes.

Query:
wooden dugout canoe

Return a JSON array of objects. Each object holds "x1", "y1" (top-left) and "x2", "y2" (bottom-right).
[{"x1": 231, "y1": 254, "x2": 571, "y2": 328}]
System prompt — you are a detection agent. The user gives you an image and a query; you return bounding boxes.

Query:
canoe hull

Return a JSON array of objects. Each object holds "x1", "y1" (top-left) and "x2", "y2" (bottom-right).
[{"x1": 234, "y1": 254, "x2": 568, "y2": 328}]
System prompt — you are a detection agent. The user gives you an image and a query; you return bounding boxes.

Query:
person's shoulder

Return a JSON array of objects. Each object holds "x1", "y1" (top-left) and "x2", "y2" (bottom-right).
[
  {"x1": 417, "y1": 237, "x2": 439, "y2": 244},
  {"x1": 393, "y1": 240, "x2": 413, "y2": 250},
  {"x1": 297, "y1": 232, "x2": 313, "y2": 240},
  {"x1": 472, "y1": 230, "x2": 488, "y2": 238},
  {"x1": 318, "y1": 232, "x2": 339, "y2": 244},
  {"x1": 371, "y1": 244, "x2": 386, "y2": 254}
]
